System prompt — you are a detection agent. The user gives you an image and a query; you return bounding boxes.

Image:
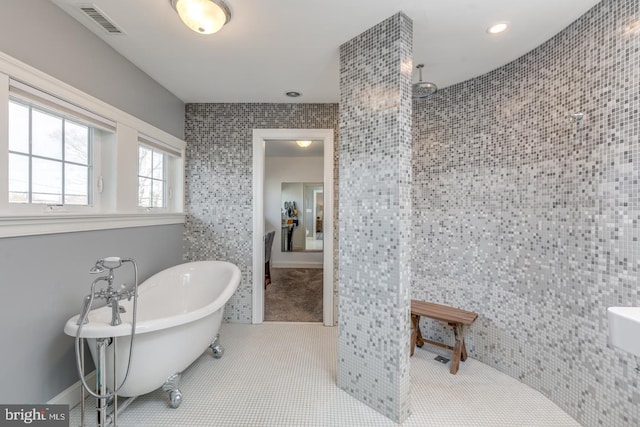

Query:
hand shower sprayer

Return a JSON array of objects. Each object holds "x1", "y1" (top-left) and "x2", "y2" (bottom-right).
[
  {"x1": 90, "y1": 256, "x2": 126, "y2": 273},
  {"x1": 75, "y1": 256, "x2": 140, "y2": 427}
]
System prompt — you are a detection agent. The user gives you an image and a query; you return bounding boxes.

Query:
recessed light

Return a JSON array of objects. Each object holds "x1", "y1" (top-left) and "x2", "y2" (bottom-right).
[
  {"x1": 487, "y1": 22, "x2": 509, "y2": 35},
  {"x1": 286, "y1": 91, "x2": 301, "y2": 98}
]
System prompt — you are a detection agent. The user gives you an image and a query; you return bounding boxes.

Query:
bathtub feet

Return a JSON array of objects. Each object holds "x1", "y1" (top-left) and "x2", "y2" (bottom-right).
[
  {"x1": 162, "y1": 373, "x2": 183, "y2": 409},
  {"x1": 169, "y1": 390, "x2": 183, "y2": 409},
  {"x1": 210, "y1": 334, "x2": 225, "y2": 359}
]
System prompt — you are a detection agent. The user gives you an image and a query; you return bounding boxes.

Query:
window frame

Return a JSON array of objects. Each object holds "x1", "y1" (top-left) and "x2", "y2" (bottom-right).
[
  {"x1": 137, "y1": 143, "x2": 168, "y2": 210},
  {"x1": 0, "y1": 52, "x2": 186, "y2": 238},
  {"x1": 8, "y1": 98, "x2": 95, "y2": 210}
]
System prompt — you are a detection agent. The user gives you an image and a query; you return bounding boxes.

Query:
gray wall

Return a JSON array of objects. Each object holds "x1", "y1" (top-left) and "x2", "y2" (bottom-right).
[
  {"x1": 0, "y1": 1, "x2": 187, "y2": 403},
  {"x1": 338, "y1": 13, "x2": 412, "y2": 422},
  {"x1": 183, "y1": 103, "x2": 339, "y2": 323},
  {"x1": 412, "y1": 0, "x2": 639, "y2": 425},
  {"x1": 0, "y1": 225, "x2": 183, "y2": 403},
  {"x1": 0, "y1": 0, "x2": 185, "y2": 138}
]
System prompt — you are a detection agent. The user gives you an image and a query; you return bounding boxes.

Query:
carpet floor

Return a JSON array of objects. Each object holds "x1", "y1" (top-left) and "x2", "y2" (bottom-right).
[{"x1": 264, "y1": 268, "x2": 323, "y2": 322}]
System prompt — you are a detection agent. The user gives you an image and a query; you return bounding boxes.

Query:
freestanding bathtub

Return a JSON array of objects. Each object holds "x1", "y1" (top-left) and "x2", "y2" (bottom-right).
[{"x1": 64, "y1": 260, "x2": 241, "y2": 402}]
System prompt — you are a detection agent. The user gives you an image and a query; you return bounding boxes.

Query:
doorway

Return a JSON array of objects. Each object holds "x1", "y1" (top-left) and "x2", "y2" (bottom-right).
[{"x1": 252, "y1": 129, "x2": 334, "y2": 326}]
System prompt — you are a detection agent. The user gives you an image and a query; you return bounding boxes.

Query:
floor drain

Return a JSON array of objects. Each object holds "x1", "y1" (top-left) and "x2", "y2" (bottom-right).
[{"x1": 434, "y1": 355, "x2": 450, "y2": 364}]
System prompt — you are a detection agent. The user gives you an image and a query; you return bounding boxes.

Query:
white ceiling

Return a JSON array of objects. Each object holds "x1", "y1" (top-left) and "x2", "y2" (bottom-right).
[{"x1": 51, "y1": 0, "x2": 599, "y2": 103}]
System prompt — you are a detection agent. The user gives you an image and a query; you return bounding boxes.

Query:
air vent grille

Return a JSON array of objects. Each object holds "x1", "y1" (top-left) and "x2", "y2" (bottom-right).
[{"x1": 79, "y1": 6, "x2": 123, "y2": 34}]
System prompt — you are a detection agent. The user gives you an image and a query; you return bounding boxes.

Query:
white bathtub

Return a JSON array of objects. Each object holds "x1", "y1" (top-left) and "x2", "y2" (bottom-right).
[{"x1": 64, "y1": 260, "x2": 241, "y2": 398}]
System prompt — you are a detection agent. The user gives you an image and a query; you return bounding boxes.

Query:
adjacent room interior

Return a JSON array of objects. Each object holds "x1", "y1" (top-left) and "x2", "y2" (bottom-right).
[{"x1": 263, "y1": 139, "x2": 324, "y2": 322}]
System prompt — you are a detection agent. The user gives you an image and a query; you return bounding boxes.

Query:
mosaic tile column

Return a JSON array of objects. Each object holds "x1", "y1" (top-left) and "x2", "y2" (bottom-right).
[{"x1": 338, "y1": 13, "x2": 412, "y2": 423}]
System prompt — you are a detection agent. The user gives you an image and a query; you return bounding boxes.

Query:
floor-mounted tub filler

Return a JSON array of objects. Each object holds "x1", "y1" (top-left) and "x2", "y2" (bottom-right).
[{"x1": 64, "y1": 258, "x2": 241, "y2": 427}]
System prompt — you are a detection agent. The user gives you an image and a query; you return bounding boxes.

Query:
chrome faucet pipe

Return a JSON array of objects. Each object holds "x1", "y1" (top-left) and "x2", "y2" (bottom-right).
[
  {"x1": 74, "y1": 257, "x2": 139, "y2": 403},
  {"x1": 110, "y1": 298, "x2": 122, "y2": 326},
  {"x1": 80, "y1": 268, "x2": 126, "y2": 327},
  {"x1": 96, "y1": 338, "x2": 108, "y2": 427},
  {"x1": 77, "y1": 275, "x2": 109, "y2": 326},
  {"x1": 77, "y1": 295, "x2": 92, "y2": 326}
]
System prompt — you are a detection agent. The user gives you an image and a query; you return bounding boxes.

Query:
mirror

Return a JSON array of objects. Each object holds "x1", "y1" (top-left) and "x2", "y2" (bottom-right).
[{"x1": 281, "y1": 182, "x2": 323, "y2": 252}]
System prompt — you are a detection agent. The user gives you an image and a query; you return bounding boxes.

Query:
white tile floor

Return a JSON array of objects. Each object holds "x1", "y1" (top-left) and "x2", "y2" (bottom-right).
[{"x1": 70, "y1": 323, "x2": 580, "y2": 426}]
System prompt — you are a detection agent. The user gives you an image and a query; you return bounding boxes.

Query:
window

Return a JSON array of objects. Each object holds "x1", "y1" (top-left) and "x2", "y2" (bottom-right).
[
  {"x1": 138, "y1": 145, "x2": 166, "y2": 208},
  {"x1": 0, "y1": 62, "x2": 185, "y2": 238},
  {"x1": 8, "y1": 99, "x2": 92, "y2": 205}
]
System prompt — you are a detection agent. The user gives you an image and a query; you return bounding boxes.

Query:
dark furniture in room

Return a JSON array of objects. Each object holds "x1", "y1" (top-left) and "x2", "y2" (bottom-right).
[{"x1": 264, "y1": 230, "x2": 275, "y2": 288}]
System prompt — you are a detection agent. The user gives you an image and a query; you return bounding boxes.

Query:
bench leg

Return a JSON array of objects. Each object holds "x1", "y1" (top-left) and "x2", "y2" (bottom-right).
[
  {"x1": 461, "y1": 336, "x2": 468, "y2": 362},
  {"x1": 416, "y1": 317, "x2": 424, "y2": 348},
  {"x1": 450, "y1": 323, "x2": 465, "y2": 374},
  {"x1": 410, "y1": 314, "x2": 419, "y2": 356}
]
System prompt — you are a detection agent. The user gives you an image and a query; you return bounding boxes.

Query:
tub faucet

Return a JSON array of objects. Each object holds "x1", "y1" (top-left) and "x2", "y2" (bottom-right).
[
  {"x1": 78, "y1": 259, "x2": 135, "y2": 326},
  {"x1": 101, "y1": 268, "x2": 122, "y2": 326},
  {"x1": 103, "y1": 272, "x2": 135, "y2": 326},
  {"x1": 106, "y1": 284, "x2": 133, "y2": 326},
  {"x1": 77, "y1": 274, "x2": 112, "y2": 326}
]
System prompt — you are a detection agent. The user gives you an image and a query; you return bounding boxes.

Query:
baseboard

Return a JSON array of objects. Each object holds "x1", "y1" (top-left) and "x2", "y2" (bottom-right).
[
  {"x1": 272, "y1": 261, "x2": 323, "y2": 269},
  {"x1": 48, "y1": 370, "x2": 96, "y2": 408}
]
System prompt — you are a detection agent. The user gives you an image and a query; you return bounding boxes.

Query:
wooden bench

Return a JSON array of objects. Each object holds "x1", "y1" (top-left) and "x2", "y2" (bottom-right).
[{"x1": 410, "y1": 299, "x2": 478, "y2": 374}]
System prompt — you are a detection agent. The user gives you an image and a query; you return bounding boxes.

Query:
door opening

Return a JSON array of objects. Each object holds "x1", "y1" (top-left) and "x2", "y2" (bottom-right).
[{"x1": 252, "y1": 129, "x2": 334, "y2": 325}]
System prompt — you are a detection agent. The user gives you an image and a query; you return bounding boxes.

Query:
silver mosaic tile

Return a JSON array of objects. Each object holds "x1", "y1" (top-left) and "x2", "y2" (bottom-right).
[
  {"x1": 338, "y1": 12, "x2": 413, "y2": 423},
  {"x1": 183, "y1": 103, "x2": 339, "y2": 323},
  {"x1": 411, "y1": 0, "x2": 640, "y2": 425}
]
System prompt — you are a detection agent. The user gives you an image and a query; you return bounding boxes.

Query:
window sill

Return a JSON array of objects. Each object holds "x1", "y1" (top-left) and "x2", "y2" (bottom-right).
[{"x1": 0, "y1": 212, "x2": 185, "y2": 238}]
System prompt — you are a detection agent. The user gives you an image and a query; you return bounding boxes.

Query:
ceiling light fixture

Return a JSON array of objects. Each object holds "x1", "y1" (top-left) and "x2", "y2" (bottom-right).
[
  {"x1": 296, "y1": 140, "x2": 312, "y2": 148},
  {"x1": 286, "y1": 91, "x2": 301, "y2": 98},
  {"x1": 170, "y1": 0, "x2": 231, "y2": 35},
  {"x1": 487, "y1": 22, "x2": 509, "y2": 35}
]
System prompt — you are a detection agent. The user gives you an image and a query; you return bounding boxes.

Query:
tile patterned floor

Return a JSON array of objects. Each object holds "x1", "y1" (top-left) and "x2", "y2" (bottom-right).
[{"x1": 70, "y1": 323, "x2": 580, "y2": 426}]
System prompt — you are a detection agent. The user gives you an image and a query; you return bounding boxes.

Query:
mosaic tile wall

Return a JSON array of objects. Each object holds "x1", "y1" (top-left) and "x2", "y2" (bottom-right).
[
  {"x1": 338, "y1": 13, "x2": 413, "y2": 423},
  {"x1": 411, "y1": 0, "x2": 640, "y2": 425},
  {"x1": 183, "y1": 103, "x2": 338, "y2": 323}
]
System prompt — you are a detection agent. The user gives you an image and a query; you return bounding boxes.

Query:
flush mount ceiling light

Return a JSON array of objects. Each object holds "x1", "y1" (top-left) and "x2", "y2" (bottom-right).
[
  {"x1": 296, "y1": 140, "x2": 312, "y2": 148},
  {"x1": 170, "y1": 0, "x2": 231, "y2": 35},
  {"x1": 286, "y1": 91, "x2": 302, "y2": 98},
  {"x1": 487, "y1": 22, "x2": 509, "y2": 35}
]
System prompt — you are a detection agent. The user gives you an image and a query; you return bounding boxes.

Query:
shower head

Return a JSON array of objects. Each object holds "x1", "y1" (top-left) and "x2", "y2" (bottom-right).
[{"x1": 413, "y1": 64, "x2": 437, "y2": 100}]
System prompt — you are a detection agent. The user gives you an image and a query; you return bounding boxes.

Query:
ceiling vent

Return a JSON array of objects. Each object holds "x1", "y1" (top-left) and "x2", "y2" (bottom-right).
[{"x1": 79, "y1": 5, "x2": 124, "y2": 34}]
